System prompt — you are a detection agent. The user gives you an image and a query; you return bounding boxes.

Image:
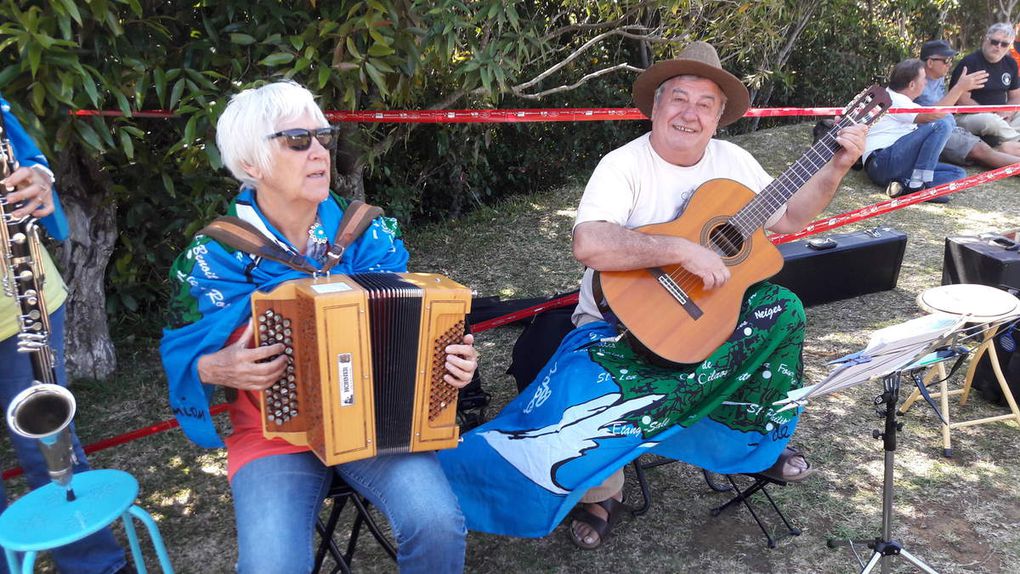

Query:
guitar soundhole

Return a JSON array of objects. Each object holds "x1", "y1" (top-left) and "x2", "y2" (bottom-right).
[{"x1": 708, "y1": 222, "x2": 745, "y2": 258}]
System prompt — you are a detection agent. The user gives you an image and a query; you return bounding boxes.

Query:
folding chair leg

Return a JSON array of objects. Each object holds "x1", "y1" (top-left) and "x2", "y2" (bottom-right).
[
  {"x1": 630, "y1": 459, "x2": 653, "y2": 516},
  {"x1": 314, "y1": 500, "x2": 353, "y2": 574},
  {"x1": 350, "y1": 495, "x2": 398, "y2": 560},
  {"x1": 710, "y1": 476, "x2": 801, "y2": 549}
]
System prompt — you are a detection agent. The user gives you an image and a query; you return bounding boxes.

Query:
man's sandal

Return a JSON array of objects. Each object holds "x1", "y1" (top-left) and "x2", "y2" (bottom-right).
[
  {"x1": 758, "y1": 446, "x2": 817, "y2": 483},
  {"x1": 568, "y1": 497, "x2": 631, "y2": 550}
]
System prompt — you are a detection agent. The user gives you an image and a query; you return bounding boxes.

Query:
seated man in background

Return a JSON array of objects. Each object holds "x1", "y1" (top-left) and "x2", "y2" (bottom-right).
[
  {"x1": 864, "y1": 58, "x2": 965, "y2": 203},
  {"x1": 949, "y1": 23, "x2": 1020, "y2": 143},
  {"x1": 918, "y1": 39, "x2": 1020, "y2": 169}
]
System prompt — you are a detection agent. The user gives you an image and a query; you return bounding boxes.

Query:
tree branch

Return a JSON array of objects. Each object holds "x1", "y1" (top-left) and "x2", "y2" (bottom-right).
[
  {"x1": 514, "y1": 26, "x2": 659, "y2": 92},
  {"x1": 512, "y1": 62, "x2": 644, "y2": 99}
]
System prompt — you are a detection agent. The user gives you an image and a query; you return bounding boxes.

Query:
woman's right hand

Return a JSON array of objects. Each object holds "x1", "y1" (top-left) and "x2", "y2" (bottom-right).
[{"x1": 197, "y1": 322, "x2": 288, "y2": 391}]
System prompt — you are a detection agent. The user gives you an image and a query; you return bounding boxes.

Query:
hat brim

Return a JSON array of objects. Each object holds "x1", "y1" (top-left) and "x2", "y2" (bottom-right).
[{"x1": 632, "y1": 59, "x2": 750, "y2": 127}]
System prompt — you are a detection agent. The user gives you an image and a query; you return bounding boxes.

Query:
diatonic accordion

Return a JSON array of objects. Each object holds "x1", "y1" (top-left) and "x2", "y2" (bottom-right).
[{"x1": 250, "y1": 272, "x2": 472, "y2": 465}]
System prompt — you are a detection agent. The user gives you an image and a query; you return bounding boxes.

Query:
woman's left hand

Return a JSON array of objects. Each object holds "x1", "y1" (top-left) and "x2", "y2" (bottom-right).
[{"x1": 443, "y1": 333, "x2": 479, "y2": 389}]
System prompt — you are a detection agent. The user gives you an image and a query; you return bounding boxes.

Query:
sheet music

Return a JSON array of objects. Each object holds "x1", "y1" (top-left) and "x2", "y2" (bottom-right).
[{"x1": 775, "y1": 313, "x2": 965, "y2": 411}]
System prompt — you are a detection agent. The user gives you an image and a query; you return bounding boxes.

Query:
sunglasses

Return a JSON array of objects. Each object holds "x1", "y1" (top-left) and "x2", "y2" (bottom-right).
[
  {"x1": 988, "y1": 38, "x2": 1011, "y2": 48},
  {"x1": 267, "y1": 127, "x2": 339, "y2": 151}
]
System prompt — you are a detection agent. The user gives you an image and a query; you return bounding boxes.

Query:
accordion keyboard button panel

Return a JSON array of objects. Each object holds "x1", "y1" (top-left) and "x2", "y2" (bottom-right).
[
  {"x1": 258, "y1": 310, "x2": 299, "y2": 425},
  {"x1": 428, "y1": 319, "x2": 465, "y2": 422}
]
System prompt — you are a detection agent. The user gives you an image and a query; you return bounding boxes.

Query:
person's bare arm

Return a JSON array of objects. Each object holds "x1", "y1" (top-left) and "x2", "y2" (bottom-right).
[{"x1": 768, "y1": 124, "x2": 867, "y2": 233}]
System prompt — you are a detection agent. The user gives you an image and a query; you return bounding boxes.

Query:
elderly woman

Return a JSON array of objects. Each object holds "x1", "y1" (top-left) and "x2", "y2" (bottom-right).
[{"x1": 160, "y1": 81, "x2": 477, "y2": 573}]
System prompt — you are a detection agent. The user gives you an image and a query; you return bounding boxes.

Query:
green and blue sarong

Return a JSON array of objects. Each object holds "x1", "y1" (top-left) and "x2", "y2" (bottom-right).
[{"x1": 439, "y1": 282, "x2": 805, "y2": 537}]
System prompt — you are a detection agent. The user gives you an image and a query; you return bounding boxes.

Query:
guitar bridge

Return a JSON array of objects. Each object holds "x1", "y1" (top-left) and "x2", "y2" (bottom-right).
[{"x1": 650, "y1": 267, "x2": 704, "y2": 320}]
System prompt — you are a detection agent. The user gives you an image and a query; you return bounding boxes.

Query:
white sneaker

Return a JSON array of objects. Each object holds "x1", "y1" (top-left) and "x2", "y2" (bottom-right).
[{"x1": 885, "y1": 181, "x2": 904, "y2": 198}]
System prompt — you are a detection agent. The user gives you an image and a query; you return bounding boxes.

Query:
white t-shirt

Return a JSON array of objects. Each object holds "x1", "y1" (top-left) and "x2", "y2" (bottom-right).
[
  {"x1": 863, "y1": 89, "x2": 919, "y2": 163},
  {"x1": 572, "y1": 133, "x2": 783, "y2": 325}
]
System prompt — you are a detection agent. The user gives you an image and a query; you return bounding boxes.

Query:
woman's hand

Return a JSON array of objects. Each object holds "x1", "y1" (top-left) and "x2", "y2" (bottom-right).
[
  {"x1": 197, "y1": 322, "x2": 288, "y2": 391},
  {"x1": 2, "y1": 166, "x2": 55, "y2": 219},
  {"x1": 443, "y1": 333, "x2": 479, "y2": 389}
]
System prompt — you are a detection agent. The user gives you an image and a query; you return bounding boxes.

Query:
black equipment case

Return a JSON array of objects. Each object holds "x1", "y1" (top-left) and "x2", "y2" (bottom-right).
[
  {"x1": 941, "y1": 232, "x2": 1020, "y2": 403},
  {"x1": 769, "y1": 227, "x2": 908, "y2": 307},
  {"x1": 941, "y1": 231, "x2": 1020, "y2": 288}
]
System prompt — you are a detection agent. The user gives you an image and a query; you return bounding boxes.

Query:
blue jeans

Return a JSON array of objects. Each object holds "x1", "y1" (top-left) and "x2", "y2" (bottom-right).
[
  {"x1": 0, "y1": 306, "x2": 127, "y2": 574},
  {"x1": 231, "y1": 451, "x2": 466, "y2": 574},
  {"x1": 866, "y1": 120, "x2": 966, "y2": 187}
]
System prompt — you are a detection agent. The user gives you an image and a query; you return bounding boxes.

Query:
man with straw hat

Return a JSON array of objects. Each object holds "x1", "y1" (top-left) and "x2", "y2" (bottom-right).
[{"x1": 439, "y1": 41, "x2": 867, "y2": 550}]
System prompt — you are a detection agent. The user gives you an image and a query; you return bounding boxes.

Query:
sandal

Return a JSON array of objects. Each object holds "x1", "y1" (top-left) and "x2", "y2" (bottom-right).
[
  {"x1": 758, "y1": 446, "x2": 817, "y2": 483},
  {"x1": 568, "y1": 496, "x2": 631, "y2": 550}
]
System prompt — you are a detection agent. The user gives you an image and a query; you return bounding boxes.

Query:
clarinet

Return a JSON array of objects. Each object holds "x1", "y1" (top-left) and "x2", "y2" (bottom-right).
[{"x1": 0, "y1": 109, "x2": 78, "y2": 500}]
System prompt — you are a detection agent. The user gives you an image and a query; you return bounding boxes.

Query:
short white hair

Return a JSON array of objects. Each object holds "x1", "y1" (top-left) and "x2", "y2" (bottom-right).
[
  {"x1": 987, "y1": 22, "x2": 1016, "y2": 39},
  {"x1": 215, "y1": 81, "x2": 330, "y2": 188}
]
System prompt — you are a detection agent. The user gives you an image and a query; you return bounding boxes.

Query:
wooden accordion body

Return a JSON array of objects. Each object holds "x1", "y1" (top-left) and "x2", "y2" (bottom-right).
[{"x1": 250, "y1": 272, "x2": 471, "y2": 465}]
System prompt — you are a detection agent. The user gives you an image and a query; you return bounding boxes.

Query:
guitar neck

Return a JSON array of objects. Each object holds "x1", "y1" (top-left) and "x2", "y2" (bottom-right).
[{"x1": 734, "y1": 115, "x2": 855, "y2": 230}]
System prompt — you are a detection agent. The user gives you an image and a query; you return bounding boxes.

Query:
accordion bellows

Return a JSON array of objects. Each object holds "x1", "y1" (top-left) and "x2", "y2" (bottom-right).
[{"x1": 250, "y1": 272, "x2": 472, "y2": 465}]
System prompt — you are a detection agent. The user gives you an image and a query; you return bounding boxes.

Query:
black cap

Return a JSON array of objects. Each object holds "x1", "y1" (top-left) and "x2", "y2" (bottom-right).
[{"x1": 920, "y1": 40, "x2": 958, "y2": 60}]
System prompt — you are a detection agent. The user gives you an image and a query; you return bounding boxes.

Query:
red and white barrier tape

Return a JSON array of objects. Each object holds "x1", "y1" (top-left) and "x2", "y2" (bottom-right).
[
  {"x1": 71, "y1": 104, "x2": 1020, "y2": 123},
  {"x1": 770, "y1": 162, "x2": 1020, "y2": 244}
]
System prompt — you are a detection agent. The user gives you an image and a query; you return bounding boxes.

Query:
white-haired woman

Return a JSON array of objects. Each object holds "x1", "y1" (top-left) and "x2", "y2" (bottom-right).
[{"x1": 160, "y1": 81, "x2": 476, "y2": 573}]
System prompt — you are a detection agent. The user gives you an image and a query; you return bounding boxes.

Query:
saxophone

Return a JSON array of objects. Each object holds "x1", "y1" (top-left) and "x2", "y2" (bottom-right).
[{"x1": 0, "y1": 109, "x2": 77, "y2": 500}]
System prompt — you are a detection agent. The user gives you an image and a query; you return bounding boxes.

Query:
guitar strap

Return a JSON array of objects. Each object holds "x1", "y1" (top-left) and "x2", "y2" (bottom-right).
[{"x1": 590, "y1": 270, "x2": 621, "y2": 327}]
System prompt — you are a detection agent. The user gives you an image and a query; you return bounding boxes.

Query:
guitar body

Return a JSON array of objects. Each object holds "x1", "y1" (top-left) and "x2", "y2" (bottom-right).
[{"x1": 597, "y1": 178, "x2": 784, "y2": 364}]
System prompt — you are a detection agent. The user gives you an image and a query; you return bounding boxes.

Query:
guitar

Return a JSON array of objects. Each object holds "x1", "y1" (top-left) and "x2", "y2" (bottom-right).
[{"x1": 595, "y1": 85, "x2": 891, "y2": 364}]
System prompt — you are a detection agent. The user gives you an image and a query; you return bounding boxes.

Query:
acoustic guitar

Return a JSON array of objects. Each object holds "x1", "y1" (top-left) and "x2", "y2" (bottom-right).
[{"x1": 596, "y1": 85, "x2": 892, "y2": 364}]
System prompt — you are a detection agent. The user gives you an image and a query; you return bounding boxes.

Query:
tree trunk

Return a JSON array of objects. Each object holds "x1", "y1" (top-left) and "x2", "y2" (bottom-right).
[
  {"x1": 52, "y1": 140, "x2": 117, "y2": 380},
  {"x1": 333, "y1": 128, "x2": 365, "y2": 201}
]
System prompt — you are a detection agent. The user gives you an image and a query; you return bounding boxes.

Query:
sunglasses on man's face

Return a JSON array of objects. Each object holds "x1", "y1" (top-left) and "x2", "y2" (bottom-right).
[
  {"x1": 267, "y1": 126, "x2": 339, "y2": 151},
  {"x1": 928, "y1": 57, "x2": 952, "y2": 64},
  {"x1": 988, "y1": 38, "x2": 1011, "y2": 48}
]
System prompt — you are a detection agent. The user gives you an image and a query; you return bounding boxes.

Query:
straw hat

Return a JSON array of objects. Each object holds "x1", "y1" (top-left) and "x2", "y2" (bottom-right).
[{"x1": 632, "y1": 41, "x2": 750, "y2": 126}]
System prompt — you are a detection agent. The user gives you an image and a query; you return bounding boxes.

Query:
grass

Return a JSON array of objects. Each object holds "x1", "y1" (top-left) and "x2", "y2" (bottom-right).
[{"x1": 7, "y1": 121, "x2": 1020, "y2": 573}]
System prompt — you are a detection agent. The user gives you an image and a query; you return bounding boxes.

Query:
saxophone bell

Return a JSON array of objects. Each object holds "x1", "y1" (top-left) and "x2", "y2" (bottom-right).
[{"x1": 6, "y1": 384, "x2": 78, "y2": 500}]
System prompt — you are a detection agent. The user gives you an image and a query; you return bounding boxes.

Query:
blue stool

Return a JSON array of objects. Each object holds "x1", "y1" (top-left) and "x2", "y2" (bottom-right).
[{"x1": 0, "y1": 469, "x2": 173, "y2": 573}]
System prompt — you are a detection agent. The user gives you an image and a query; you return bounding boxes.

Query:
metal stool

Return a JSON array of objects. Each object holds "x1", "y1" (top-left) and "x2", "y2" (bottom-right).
[
  {"x1": 0, "y1": 469, "x2": 173, "y2": 574},
  {"x1": 313, "y1": 477, "x2": 396, "y2": 574}
]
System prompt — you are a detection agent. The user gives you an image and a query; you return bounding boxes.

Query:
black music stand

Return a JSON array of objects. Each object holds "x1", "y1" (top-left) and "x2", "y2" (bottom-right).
[{"x1": 776, "y1": 314, "x2": 968, "y2": 574}]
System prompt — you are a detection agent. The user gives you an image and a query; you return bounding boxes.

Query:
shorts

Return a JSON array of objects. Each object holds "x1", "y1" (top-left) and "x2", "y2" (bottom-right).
[{"x1": 940, "y1": 126, "x2": 980, "y2": 165}]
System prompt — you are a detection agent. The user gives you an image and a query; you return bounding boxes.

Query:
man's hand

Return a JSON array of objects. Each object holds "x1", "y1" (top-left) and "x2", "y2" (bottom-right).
[
  {"x1": 678, "y1": 240, "x2": 730, "y2": 289},
  {"x1": 197, "y1": 322, "x2": 288, "y2": 391},
  {"x1": 830, "y1": 124, "x2": 869, "y2": 172},
  {"x1": 956, "y1": 67, "x2": 988, "y2": 93},
  {"x1": 443, "y1": 334, "x2": 479, "y2": 389},
  {"x1": 2, "y1": 166, "x2": 54, "y2": 219}
]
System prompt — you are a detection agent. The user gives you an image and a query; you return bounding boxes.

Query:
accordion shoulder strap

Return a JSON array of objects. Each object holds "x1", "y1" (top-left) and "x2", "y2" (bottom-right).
[
  {"x1": 198, "y1": 216, "x2": 317, "y2": 274},
  {"x1": 321, "y1": 199, "x2": 385, "y2": 273}
]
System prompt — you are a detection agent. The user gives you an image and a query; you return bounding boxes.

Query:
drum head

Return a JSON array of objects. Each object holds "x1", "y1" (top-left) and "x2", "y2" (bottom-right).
[{"x1": 917, "y1": 284, "x2": 1020, "y2": 321}]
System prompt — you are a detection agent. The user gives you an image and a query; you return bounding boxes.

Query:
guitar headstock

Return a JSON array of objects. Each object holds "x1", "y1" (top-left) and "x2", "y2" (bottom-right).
[{"x1": 841, "y1": 84, "x2": 892, "y2": 127}]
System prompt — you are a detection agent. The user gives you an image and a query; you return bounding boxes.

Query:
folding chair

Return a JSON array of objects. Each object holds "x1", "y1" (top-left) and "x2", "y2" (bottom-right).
[
  {"x1": 313, "y1": 477, "x2": 397, "y2": 574},
  {"x1": 630, "y1": 456, "x2": 802, "y2": 548}
]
